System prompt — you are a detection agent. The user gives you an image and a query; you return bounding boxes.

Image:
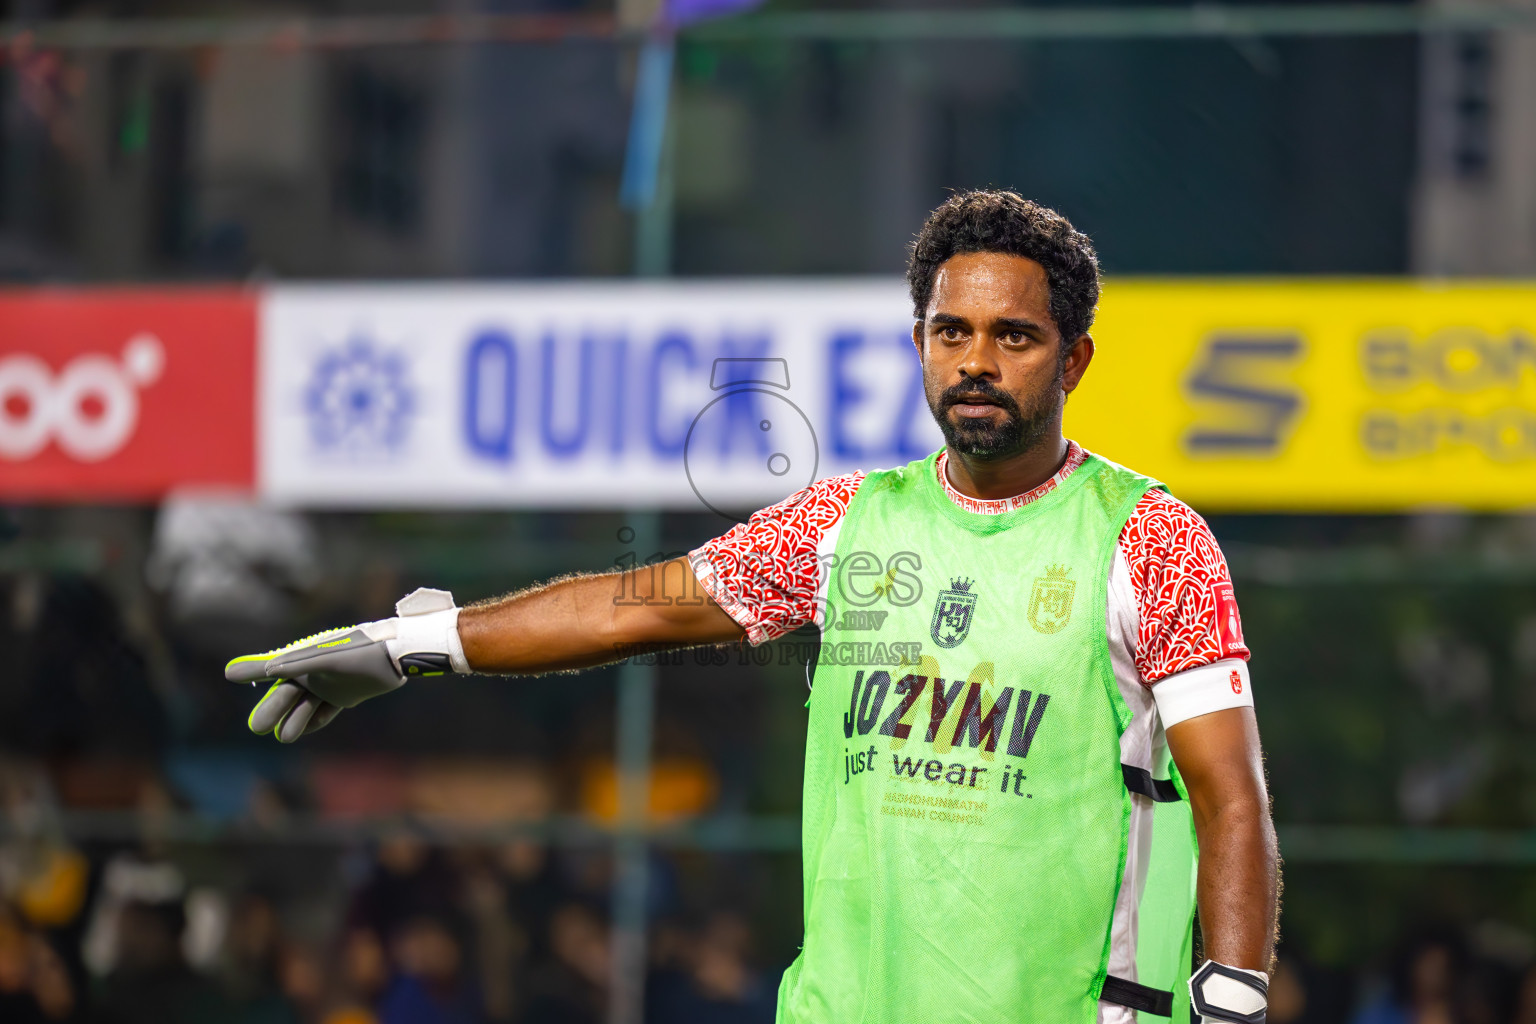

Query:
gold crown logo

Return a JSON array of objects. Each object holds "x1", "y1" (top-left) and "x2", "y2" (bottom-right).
[{"x1": 1044, "y1": 564, "x2": 1072, "y2": 581}]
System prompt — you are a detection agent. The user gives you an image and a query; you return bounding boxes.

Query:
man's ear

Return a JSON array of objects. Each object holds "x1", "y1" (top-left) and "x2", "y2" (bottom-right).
[
  {"x1": 911, "y1": 320, "x2": 924, "y2": 357},
  {"x1": 1062, "y1": 334, "x2": 1095, "y2": 395}
]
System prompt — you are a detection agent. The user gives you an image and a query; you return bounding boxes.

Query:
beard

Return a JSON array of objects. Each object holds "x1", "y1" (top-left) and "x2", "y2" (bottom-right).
[{"x1": 927, "y1": 371, "x2": 1062, "y2": 461}]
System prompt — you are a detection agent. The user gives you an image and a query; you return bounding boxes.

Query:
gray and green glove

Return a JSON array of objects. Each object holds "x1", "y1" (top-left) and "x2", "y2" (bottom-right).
[{"x1": 225, "y1": 588, "x2": 469, "y2": 743}]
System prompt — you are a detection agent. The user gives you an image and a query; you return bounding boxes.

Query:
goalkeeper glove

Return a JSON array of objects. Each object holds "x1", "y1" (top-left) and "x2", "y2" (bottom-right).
[
  {"x1": 225, "y1": 588, "x2": 469, "y2": 743},
  {"x1": 1189, "y1": 959, "x2": 1269, "y2": 1024}
]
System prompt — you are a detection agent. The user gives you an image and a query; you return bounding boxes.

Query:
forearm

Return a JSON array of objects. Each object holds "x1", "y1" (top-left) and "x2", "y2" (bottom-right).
[
  {"x1": 1167, "y1": 706, "x2": 1280, "y2": 977},
  {"x1": 1193, "y1": 795, "x2": 1279, "y2": 972},
  {"x1": 456, "y1": 557, "x2": 744, "y2": 674}
]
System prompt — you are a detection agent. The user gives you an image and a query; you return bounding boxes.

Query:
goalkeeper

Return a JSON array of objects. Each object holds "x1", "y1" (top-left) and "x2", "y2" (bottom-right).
[{"x1": 230, "y1": 191, "x2": 1279, "y2": 1024}]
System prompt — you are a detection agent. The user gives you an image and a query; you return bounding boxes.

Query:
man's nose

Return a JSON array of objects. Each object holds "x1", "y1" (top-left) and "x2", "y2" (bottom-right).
[{"x1": 956, "y1": 338, "x2": 1000, "y2": 380}]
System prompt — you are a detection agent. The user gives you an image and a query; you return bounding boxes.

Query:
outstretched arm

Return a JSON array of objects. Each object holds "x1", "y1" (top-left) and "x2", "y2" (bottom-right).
[
  {"x1": 1166, "y1": 707, "x2": 1279, "y2": 1011},
  {"x1": 458, "y1": 556, "x2": 744, "y2": 673},
  {"x1": 227, "y1": 557, "x2": 745, "y2": 742}
]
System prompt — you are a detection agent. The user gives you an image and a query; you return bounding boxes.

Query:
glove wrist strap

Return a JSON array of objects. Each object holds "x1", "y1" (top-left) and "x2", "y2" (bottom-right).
[
  {"x1": 446, "y1": 610, "x2": 470, "y2": 675},
  {"x1": 1190, "y1": 959, "x2": 1268, "y2": 1024},
  {"x1": 390, "y1": 588, "x2": 470, "y2": 675}
]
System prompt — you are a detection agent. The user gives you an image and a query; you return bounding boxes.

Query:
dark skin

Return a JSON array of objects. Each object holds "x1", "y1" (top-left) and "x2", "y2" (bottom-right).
[
  {"x1": 913, "y1": 251, "x2": 1094, "y2": 499},
  {"x1": 461, "y1": 249, "x2": 1278, "y2": 975}
]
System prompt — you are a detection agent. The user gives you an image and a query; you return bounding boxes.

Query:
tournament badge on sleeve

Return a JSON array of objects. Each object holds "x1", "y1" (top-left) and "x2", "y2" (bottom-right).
[
  {"x1": 930, "y1": 577, "x2": 977, "y2": 648},
  {"x1": 1027, "y1": 564, "x2": 1076, "y2": 634},
  {"x1": 1212, "y1": 580, "x2": 1247, "y2": 656}
]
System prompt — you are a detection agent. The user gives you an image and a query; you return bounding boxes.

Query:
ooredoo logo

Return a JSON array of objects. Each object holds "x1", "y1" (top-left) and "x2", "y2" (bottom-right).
[{"x1": 0, "y1": 334, "x2": 165, "y2": 462}]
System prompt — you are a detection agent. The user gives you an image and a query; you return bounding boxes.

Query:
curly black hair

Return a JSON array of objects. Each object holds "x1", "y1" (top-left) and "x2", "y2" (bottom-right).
[{"x1": 907, "y1": 191, "x2": 1101, "y2": 349}]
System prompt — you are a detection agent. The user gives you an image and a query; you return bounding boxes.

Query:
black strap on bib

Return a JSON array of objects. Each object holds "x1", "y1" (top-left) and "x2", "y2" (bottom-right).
[
  {"x1": 1102, "y1": 975, "x2": 1175, "y2": 1017},
  {"x1": 1122, "y1": 763, "x2": 1182, "y2": 802}
]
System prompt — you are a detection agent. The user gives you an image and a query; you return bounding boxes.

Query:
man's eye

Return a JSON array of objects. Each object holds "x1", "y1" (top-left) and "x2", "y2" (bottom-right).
[
  {"x1": 1004, "y1": 332, "x2": 1027, "y2": 345},
  {"x1": 941, "y1": 327, "x2": 962, "y2": 340}
]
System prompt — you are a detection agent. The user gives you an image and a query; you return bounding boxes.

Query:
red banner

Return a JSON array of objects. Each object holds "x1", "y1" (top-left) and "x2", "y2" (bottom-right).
[{"x1": 0, "y1": 290, "x2": 256, "y2": 500}]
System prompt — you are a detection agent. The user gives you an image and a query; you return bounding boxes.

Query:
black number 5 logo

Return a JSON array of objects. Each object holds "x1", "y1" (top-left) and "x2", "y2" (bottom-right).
[{"x1": 1182, "y1": 335, "x2": 1305, "y2": 455}]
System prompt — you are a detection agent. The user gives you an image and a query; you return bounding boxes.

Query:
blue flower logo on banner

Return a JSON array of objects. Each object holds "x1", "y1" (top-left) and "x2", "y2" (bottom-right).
[{"x1": 304, "y1": 338, "x2": 413, "y2": 453}]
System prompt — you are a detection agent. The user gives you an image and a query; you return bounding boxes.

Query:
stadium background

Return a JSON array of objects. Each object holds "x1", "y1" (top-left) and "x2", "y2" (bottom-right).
[{"x1": 3, "y1": 1, "x2": 1536, "y2": 1022}]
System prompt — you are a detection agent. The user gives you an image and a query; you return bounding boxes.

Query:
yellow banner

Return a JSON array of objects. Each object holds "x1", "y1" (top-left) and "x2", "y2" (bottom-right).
[{"x1": 1068, "y1": 281, "x2": 1536, "y2": 511}]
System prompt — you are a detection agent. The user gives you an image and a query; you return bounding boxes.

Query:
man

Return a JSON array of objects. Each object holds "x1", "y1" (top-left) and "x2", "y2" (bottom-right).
[{"x1": 229, "y1": 191, "x2": 1279, "y2": 1023}]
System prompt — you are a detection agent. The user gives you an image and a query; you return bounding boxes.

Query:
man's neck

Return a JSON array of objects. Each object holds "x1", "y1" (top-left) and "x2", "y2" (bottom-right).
[{"x1": 943, "y1": 435, "x2": 1070, "y2": 501}]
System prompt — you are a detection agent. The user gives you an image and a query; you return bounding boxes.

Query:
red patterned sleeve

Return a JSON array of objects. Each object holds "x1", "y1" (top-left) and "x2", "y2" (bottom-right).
[
  {"x1": 1119, "y1": 488, "x2": 1250, "y2": 683},
  {"x1": 688, "y1": 472, "x2": 866, "y2": 645}
]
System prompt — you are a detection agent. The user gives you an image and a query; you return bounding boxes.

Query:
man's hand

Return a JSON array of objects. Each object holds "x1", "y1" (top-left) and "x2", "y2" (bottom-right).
[{"x1": 225, "y1": 588, "x2": 466, "y2": 743}]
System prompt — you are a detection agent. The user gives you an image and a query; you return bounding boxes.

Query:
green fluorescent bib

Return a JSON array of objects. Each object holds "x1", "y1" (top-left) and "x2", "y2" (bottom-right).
[{"x1": 777, "y1": 451, "x2": 1197, "y2": 1024}]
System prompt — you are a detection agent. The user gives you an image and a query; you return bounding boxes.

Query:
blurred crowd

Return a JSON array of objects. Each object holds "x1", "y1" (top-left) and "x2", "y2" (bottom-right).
[
  {"x1": 0, "y1": 802, "x2": 778, "y2": 1024},
  {"x1": 1339, "y1": 928, "x2": 1536, "y2": 1024},
  {"x1": 1232, "y1": 930, "x2": 1536, "y2": 1024},
  {"x1": 9, "y1": 802, "x2": 1536, "y2": 1024}
]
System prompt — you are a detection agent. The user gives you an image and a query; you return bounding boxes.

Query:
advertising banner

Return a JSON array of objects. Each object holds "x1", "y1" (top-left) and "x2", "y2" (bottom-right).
[
  {"x1": 262, "y1": 279, "x2": 1536, "y2": 513},
  {"x1": 259, "y1": 282, "x2": 940, "y2": 511},
  {"x1": 0, "y1": 290, "x2": 256, "y2": 501},
  {"x1": 13, "y1": 280, "x2": 1529, "y2": 511},
  {"x1": 1072, "y1": 280, "x2": 1536, "y2": 510}
]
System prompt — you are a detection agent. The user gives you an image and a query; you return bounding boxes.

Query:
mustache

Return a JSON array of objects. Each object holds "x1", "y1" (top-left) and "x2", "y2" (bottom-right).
[{"x1": 939, "y1": 379, "x2": 1021, "y2": 415}]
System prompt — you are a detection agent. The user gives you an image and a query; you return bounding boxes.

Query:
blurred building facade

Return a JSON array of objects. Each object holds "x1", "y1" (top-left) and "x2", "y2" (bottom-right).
[
  {"x1": 1413, "y1": 0, "x2": 1536, "y2": 274},
  {"x1": 0, "y1": 0, "x2": 1461, "y2": 281}
]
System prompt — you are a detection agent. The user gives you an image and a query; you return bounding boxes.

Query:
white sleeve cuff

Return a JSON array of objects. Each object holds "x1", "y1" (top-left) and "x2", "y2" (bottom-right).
[{"x1": 1152, "y1": 658, "x2": 1253, "y2": 728}]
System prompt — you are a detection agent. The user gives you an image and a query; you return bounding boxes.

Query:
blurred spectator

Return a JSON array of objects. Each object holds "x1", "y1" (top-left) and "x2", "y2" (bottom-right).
[
  {"x1": 524, "y1": 903, "x2": 610, "y2": 1024},
  {"x1": 275, "y1": 941, "x2": 327, "y2": 1022},
  {"x1": 349, "y1": 836, "x2": 462, "y2": 944},
  {"x1": 81, "y1": 851, "x2": 187, "y2": 978},
  {"x1": 1269, "y1": 954, "x2": 1309, "y2": 1023},
  {"x1": 5, "y1": 576, "x2": 165, "y2": 758},
  {"x1": 93, "y1": 899, "x2": 229, "y2": 1024},
  {"x1": 1454, "y1": 956, "x2": 1510, "y2": 1024},
  {"x1": 1515, "y1": 963, "x2": 1536, "y2": 1024},
  {"x1": 319, "y1": 927, "x2": 391, "y2": 1024},
  {"x1": 0, "y1": 902, "x2": 77, "y2": 1022},
  {"x1": 0, "y1": 759, "x2": 87, "y2": 921},
  {"x1": 498, "y1": 841, "x2": 571, "y2": 979},
  {"x1": 378, "y1": 915, "x2": 482, "y2": 1024},
  {"x1": 459, "y1": 851, "x2": 516, "y2": 1023},
  {"x1": 646, "y1": 912, "x2": 774, "y2": 1024},
  {"x1": 1352, "y1": 931, "x2": 1464, "y2": 1024},
  {"x1": 221, "y1": 892, "x2": 300, "y2": 1024},
  {"x1": 28, "y1": 931, "x2": 76, "y2": 1022},
  {"x1": 1266, "y1": 946, "x2": 1357, "y2": 1024}
]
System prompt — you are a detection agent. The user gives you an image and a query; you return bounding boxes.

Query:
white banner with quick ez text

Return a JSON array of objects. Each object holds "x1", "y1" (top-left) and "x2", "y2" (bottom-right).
[{"x1": 259, "y1": 281, "x2": 941, "y2": 510}]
